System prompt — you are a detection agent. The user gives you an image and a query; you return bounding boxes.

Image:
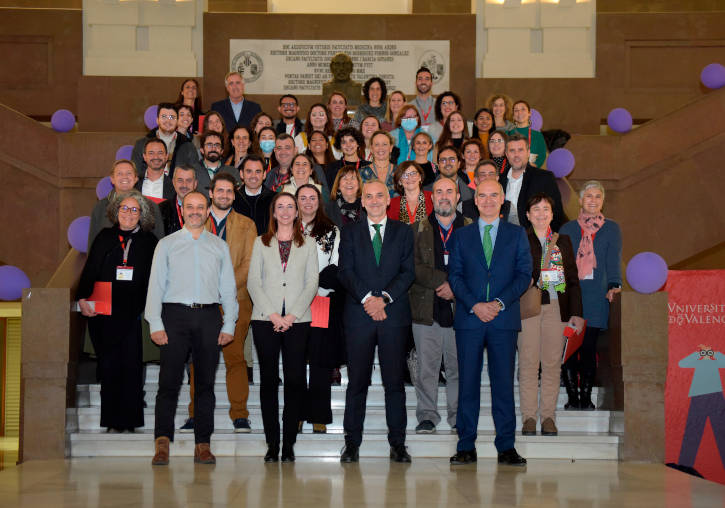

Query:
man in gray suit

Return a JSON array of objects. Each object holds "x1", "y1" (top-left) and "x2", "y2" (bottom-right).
[{"x1": 193, "y1": 131, "x2": 241, "y2": 198}]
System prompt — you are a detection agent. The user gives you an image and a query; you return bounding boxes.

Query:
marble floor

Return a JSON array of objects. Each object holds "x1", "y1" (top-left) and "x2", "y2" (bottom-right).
[{"x1": 0, "y1": 457, "x2": 723, "y2": 507}]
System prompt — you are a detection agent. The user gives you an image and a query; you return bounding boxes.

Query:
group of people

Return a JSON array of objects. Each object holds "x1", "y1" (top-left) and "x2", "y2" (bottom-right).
[{"x1": 77, "y1": 66, "x2": 622, "y2": 467}]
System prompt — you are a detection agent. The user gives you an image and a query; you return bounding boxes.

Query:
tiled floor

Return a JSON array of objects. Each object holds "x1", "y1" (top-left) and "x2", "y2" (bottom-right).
[{"x1": 0, "y1": 457, "x2": 723, "y2": 507}]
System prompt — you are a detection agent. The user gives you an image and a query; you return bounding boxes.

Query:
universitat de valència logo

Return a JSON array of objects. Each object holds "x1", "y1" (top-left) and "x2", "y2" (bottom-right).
[
  {"x1": 418, "y1": 50, "x2": 446, "y2": 84},
  {"x1": 668, "y1": 302, "x2": 725, "y2": 325},
  {"x1": 231, "y1": 51, "x2": 264, "y2": 83}
]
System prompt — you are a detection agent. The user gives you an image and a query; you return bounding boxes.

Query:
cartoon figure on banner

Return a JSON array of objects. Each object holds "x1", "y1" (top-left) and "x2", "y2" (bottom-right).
[
  {"x1": 231, "y1": 50, "x2": 264, "y2": 84},
  {"x1": 667, "y1": 344, "x2": 725, "y2": 478}
]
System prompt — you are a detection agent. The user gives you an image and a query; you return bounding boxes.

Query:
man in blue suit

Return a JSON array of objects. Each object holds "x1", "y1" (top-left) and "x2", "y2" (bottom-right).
[
  {"x1": 210, "y1": 72, "x2": 262, "y2": 130},
  {"x1": 337, "y1": 180, "x2": 416, "y2": 464},
  {"x1": 448, "y1": 179, "x2": 532, "y2": 466}
]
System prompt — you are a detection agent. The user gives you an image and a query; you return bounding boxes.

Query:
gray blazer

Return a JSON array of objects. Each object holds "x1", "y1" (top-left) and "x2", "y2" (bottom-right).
[{"x1": 247, "y1": 235, "x2": 319, "y2": 322}]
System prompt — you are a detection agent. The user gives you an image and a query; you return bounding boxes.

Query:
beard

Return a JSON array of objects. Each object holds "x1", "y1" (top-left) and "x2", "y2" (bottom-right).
[
  {"x1": 205, "y1": 151, "x2": 221, "y2": 163},
  {"x1": 434, "y1": 201, "x2": 455, "y2": 217}
]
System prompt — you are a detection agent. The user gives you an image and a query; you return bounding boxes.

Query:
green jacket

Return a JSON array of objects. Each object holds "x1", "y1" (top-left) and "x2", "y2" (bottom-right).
[{"x1": 409, "y1": 215, "x2": 473, "y2": 325}]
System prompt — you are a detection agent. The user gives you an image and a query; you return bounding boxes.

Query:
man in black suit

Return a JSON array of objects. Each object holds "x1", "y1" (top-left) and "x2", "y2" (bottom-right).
[
  {"x1": 210, "y1": 72, "x2": 262, "y2": 130},
  {"x1": 498, "y1": 133, "x2": 567, "y2": 231},
  {"x1": 462, "y1": 160, "x2": 511, "y2": 221},
  {"x1": 158, "y1": 164, "x2": 197, "y2": 236},
  {"x1": 337, "y1": 180, "x2": 416, "y2": 463},
  {"x1": 232, "y1": 155, "x2": 274, "y2": 235},
  {"x1": 134, "y1": 138, "x2": 175, "y2": 202}
]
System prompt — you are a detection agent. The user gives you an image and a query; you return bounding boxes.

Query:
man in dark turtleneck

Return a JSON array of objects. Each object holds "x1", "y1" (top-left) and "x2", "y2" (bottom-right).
[{"x1": 233, "y1": 154, "x2": 274, "y2": 235}]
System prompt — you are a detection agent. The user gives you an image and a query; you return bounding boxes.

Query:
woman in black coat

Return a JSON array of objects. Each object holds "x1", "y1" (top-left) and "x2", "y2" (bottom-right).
[{"x1": 77, "y1": 189, "x2": 158, "y2": 432}]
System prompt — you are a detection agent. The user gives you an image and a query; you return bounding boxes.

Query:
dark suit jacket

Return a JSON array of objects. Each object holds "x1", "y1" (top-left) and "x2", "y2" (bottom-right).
[
  {"x1": 274, "y1": 117, "x2": 304, "y2": 136},
  {"x1": 158, "y1": 197, "x2": 184, "y2": 237},
  {"x1": 448, "y1": 220, "x2": 532, "y2": 331},
  {"x1": 232, "y1": 186, "x2": 275, "y2": 235},
  {"x1": 498, "y1": 164, "x2": 567, "y2": 231},
  {"x1": 130, "y1": 128, "x2": 196, "y2": 179},
  {"x1": 462, "y1": 198, "x2": 511, "y2": 222},
  {"x1": 134, "y1": 175, "x2": 175, "y2": 201},
  {"x1": 210, "y1": 97, "x2": 262, "y2": 130},
  {"x1": 337, "y1": 218, "x2": 415, "y2": 327},
  {"x1": 527, "y1": 230, "x2": 582, "y2": 322}
]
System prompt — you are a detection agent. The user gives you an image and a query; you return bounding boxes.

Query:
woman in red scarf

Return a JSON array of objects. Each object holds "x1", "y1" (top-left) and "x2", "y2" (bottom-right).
[{"x1": 559, "y1": 181, "x2": 622, "y2": 410}]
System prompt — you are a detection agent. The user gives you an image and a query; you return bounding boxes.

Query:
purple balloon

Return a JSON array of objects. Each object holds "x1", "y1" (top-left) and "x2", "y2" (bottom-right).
[
  {"x1": 144, "y1": 105, "x2": 158, "y2": 130},
  {"x1": 547, "y1": 148, "x2": 575, "y2": 178},
  {"x1": 115, "y1": 144, "x2": 133, "y2": 161},
  {"x1": 0, "y1": 265, "x2": 31, "y2": 301},
  {"x1": 51, "y1": 109, "x2": 75, "y2": 133},
  {"x1": 67, "y1": 216, "x2": 91, "y2": 253},
  {"x1": 607, "y1": 108, "x2": 633, "y2": 133},
  {"x1": 530, "y1": 108, "x2": 543, "y2": 131},
  {"x1": 701, "y1": 63, "x2": 725, "y2": 89},
  {"x1": 96, "y1": 176, "x2": 114, "y2": 200},
  {"x1": 626, "y1": 252, "x2": 668, "y2": 294}
]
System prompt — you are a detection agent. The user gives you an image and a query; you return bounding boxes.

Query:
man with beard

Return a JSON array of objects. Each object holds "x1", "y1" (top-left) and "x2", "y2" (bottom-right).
[
  {"x1": 147, "y1": 191, "x2": 238, "y2": 466},
  {"x1": 275, "y1": 94, "x2": 304, "y2": 138},
  {"x1": 181, "y1": 173, "x2": 258, "y2": 434},
  {"x1": 135, "y1": 138, "x2": 175, "y2": 202},
  {"x1": 263, "y1": 134, "x2": 296, "y2": 192},
  {"x1": 89, "y1": 159, "x2": 165, "y2": 245},
  {"x1": 425, "y1": 147, "x2": 473, "y2": 211},
  {"x1": 193, "y1": 131, "x2": 240, "y2": 198},
  {"x1": 132, "y1": 103, "x2": 196, "y2": 178},
  {"x1": 410, "y1": 67, "x2": 437, "y2": 131},
  {"x1": 158, "y1": 164, "x2": 198, "y2": 236},
  {"x1": 462, "y1": 160, "x2": 511, "y2": 221},
  {"x1": 409, "y1": 177, "x2": 471, "y2": 434},
  {"x1": 499, "y1": 133, "x2": 566, "y2": 231}
]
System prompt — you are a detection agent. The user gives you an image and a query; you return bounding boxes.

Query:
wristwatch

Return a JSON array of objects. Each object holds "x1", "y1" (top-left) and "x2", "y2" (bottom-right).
[{"x1": 496, "y1": 299, "x2": 504, "y2": 311}]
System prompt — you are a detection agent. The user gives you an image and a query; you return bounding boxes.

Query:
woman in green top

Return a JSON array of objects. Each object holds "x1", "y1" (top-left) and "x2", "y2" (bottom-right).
[{"x1": 509, "y1": 100, "x2": 548, "y2": 168}]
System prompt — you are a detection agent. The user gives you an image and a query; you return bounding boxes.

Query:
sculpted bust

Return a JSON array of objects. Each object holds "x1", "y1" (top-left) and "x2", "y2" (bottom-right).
[{"x1": 322, "y1": 53, "x2": 362, "y2": 106}]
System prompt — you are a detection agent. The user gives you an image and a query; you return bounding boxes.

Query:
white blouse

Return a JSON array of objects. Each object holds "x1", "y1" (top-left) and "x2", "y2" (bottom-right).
[{"x1": 302, "y1": 222, "x2": 340, "y2": 297}]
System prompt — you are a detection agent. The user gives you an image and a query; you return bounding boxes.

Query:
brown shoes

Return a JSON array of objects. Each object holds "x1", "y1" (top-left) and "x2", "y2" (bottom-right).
[
  {"x1": 152, "y1": 436, "x2": 170, "y2": 466},
  {"x1": 541, "y1": 418, "x2": 558, "y2": 436},
  {"x1": 521, "y1": 418, "x2": 537, "y2": 436},
  {"x1": 194, "y1": 443, "x2": 216, "y2": 464}
]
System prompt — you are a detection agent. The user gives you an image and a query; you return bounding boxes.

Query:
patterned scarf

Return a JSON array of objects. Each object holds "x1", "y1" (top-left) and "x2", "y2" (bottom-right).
[
  {"x1": 539, "y1": 228, "x2": 566, "y2": 293},
  {"x1": 576, "y1": 211, "x2": 605, "y2": 280},
  {"x1": 338, "y1": 197, "x2": 362, "y2": 224},
  {"x1": 399, "y1": 192, "x2": 427, "y2": 224}
]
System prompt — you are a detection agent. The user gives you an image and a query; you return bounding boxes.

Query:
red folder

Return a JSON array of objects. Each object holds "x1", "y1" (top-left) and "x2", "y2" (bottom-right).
[
  {"x1": 198, "y1": 114, "x2": 205, "y2": 132},
  {"x1": 310, "y1": 295, "x2": 330, "y2": 328},
  {"x1": 562, "y1": 321, "x2": 587, "y2": 363},
  {"x1": 145, "y1": 196, "x2": 166, "y2": 205},
  {"x1": 88, "y1": 281, "x2": 112, "y2": 315}
]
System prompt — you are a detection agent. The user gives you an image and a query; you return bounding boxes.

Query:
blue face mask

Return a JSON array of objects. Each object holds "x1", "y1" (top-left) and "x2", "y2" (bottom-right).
[
  {"x1": 259, "y1": 140, "x2": 275, "y2": 153},
  {"x1": 401, "y1": 117, "x2": 418, "y2": 131}
]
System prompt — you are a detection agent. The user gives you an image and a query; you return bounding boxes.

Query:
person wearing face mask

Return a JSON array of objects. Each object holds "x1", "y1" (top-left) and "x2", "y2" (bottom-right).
[
  {"x1": 89, "y1": 160, "x2": 165, "y2": 245},
  {"x1": 508, "y1": 100, "x2": 548, "y2": 168},
  {"x1": 192, "y1": 131, "x2": 240, "y2": 198},
  {"x1": 390, "y1": 104, "x2": 423, "y2": 165},
  {"x1": 254, "y1": 126, "x2": 278, "y2": 175}
]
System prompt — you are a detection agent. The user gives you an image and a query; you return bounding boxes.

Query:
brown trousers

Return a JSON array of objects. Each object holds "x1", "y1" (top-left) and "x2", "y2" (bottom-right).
[
  {"x1": 188, "y1": 313, "x2": 251, "y2": 420},
  {"x1": 517, "y1": 299, "x2": 566, "y2": 422}
]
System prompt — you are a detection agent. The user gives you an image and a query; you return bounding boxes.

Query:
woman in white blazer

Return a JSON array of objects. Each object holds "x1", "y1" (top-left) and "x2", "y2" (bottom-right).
[{"x1": 247, "y1": 192, "x2": 319, "y2": 464}]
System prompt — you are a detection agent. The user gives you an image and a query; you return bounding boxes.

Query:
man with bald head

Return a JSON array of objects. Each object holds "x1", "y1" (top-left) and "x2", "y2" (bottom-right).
[
  {"x1": 448, "y1": 179, "x2": 532, "y2": 467},
  {"x1": 409, "y1": 178, "x2": 472, "y2": 435},
  {"x1": 338, "y1": 180, "x2": 416, "y2": 463}
]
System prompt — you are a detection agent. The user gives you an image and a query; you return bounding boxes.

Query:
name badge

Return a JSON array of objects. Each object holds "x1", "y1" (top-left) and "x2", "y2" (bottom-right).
[
  {"x1": 541, "y1": 269, "x2": 557, "y2": 282},
  {"x1": 444, "y1": 252, "x2": 449, "y2": 265},
  {"x1": 116, "y1": 266, "x2": 134, "y2": 281},
  {"x1": 583, "y1": 270, "x2": 594, "y2": 280}
]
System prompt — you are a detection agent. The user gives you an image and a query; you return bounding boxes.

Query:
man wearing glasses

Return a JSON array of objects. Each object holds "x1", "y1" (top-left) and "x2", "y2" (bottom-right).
[
  {"x1": 425, "y1": 146, "x2": 473, "y2": 212},
  {"x1": 131, "y1": 102, "x2": 196, "y2": 179},
  {"x1": 275, "y1": 94, "x2": 304, "y2": 138},
  {"x1": 192, "y1": 131, "x2": 241, "y2": 198}
]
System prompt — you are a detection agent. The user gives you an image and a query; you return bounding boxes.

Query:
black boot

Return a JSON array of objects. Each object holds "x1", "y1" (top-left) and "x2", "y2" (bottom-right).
[
  {"x1": 264, "y1": 443, "x2": 279, "y2": 463},
  {"x1": 562, "y1": 365, "x2": 580, "y2": 410},
  {"x1": 579, "y1": 367, "x2": 596, "y2": 410}
]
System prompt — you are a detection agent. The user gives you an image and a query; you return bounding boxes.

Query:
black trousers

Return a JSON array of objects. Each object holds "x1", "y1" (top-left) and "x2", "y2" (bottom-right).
[
  {"x1": 154, "y1": 304, "x2": 222, "y2": 443},
  {"x1": 343, "y1": 322, "x2": 407, "y2": 447},
  {"x1": 252, "y1": 320, "x2": 309, "y2": 447}
]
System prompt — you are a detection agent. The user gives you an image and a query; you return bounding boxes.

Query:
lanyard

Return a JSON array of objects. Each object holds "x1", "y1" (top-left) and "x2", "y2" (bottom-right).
[
  {"x1": 419, "y1": 99, "x2": 433, "y2": 123},
  {"x1": 499, "y1": 156, "x2": 508, "y2": 175},
  {"x1": 266, "y1": 157, "x2": 272, "y2": 176},
  {"x1": 118, "y1": 235, "x2": 133, "y2": 265},
  {"x1": 210, "y1": 217, "x2": 226, "y2": 239},
  {"x1": 527, "y1": 126, "x2": 532, "y2": 148},
  {"x1": 175, "y1": 200, "x2": 184, "y2": 226},
  {"x1": 438, "y1": 223, "x2": 453, "y2": 253},
  {"x1": 405, "y1": 198, "x2": 418, "y2": 224}
]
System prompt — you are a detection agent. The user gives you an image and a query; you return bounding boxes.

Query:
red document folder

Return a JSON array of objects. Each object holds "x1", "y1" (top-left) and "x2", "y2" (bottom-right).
[
  {"x1": 88, "y1": 281, "x2": 112, "y2": 315},
  {"x1": 310, "y1": 295, "x2": 330, "y2": 328},
  {"x1": 562, "y1": 321, "x2": 587, "y2": 363}
]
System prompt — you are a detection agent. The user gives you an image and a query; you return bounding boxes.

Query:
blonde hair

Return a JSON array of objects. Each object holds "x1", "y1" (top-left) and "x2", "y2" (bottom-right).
[{"x1": 486, "y1": 93, "x2": 513, "y2": 121}]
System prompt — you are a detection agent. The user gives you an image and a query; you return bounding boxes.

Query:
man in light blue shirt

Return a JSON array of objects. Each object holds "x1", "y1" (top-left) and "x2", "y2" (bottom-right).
[{"x1": 146, "y1": 191, "x2": 238, "y2": 466}]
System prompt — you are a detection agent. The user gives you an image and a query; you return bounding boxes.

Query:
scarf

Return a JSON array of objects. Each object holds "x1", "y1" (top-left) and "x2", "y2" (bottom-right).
[
  {"x1": 338, "y1": 197, "x2": 362, "y2": 224},
  {"x1": 397, "y1": 127, "x2": 420, "y2": 164},
  {"x1": 576, "y1": 211, "x2": 605, "y2": 280},
  {"x1": 399, "y1": 192, "x2": 427, "y2": 224},
  {"x1": 538, "y1": 228, "x2": 566, "y2": 293}
]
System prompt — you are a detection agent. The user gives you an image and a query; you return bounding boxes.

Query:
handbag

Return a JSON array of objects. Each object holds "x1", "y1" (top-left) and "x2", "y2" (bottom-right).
[{"x1": 520, "y1": 233, "x2": 559, "y2": 320}]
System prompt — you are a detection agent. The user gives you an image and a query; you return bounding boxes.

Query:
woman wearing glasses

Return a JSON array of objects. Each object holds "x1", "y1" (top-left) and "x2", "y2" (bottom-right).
[
  {"x1": 77, "y1": 189, "x2": 158, "y2": 433},
  {"x1": 387, "y1": 161, "x2": 433, "y2": 224}
]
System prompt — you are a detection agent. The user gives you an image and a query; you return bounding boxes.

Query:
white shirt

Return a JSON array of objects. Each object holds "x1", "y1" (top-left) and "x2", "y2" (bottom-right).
[
  {"x1": 362, "y1": 216, "x2": 391, "y2": 303},
  {"x1": 505, "y1": 168, "x2": 525, "y2": 225},
  {"x1": 142, "y1": 172, "x2": 164, "y2": 199},
  {"x1": 244, "y1": 186, "x2": 263, "y2": 197}
]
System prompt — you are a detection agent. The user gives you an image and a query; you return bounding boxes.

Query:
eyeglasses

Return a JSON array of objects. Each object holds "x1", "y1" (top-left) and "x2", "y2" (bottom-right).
[
  {"x1": 204, "y1": 143, "x2": 223, "y2": 149},
  {"x1": 402, "y1": 171, "x2": 419, "y2": 179},
  {"x1": 159, "y1": 114, "x2": 177, "y2": 120},
  {"x1": 440, "y1": 100, "x2": 456, "y2": 107},
  {"x1": 439, "y1": 157, "x2": 457, "y2": 164},
  {"x1": 489, "y1": 138, "x2": 505, "y2": 143},
  {"x1": 280, "y1": 103, "x2": 297, "y2": 109},
  {"x1": 119, "y1": 205, "x2": 140, "y2": 215}
]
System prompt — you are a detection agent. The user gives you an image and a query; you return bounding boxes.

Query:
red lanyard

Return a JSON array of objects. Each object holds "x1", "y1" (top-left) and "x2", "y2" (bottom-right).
[
  {"x1": 438, "y1": 224, "x2": 453, "y2": 253},
  {"x1": 355, "y1": 159, "x2": 360, "y2": 170},
  {"x1": 118, "y1": 235, "x2": 132, "y2": 265},
  {"x1": 420, "y1": 101, "x2": 432, "y2": 123},
  {"x1": 405, "y1": 198, "x2": 418, "y2": 224},
  {"x1": 499, "y1": 156, "x2": 508, "y2": 175},
  {"x1": 175, "y1": 200, "x2": 184, "y2": 225},
  {"x1": 266, "y1": 158, "x2": 272, "y2": 176},
  {"x1": 526, "y1": 126, "x2": 532, "y2": 148}
]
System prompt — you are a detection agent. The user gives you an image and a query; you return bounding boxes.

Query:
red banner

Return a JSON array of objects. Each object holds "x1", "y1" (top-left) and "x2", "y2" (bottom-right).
[{"x1": 664, "y1": 270, "x2": 725, "y2": 484}]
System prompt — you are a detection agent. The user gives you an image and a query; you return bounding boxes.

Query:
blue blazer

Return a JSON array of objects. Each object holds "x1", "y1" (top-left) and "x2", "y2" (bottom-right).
[
  {"x1": 448, "y1": 221, "x2": 532, "y2": 331},
  {"x1": 337, "y1": 219, "x2": 415, "y2": 327},
  {"x1": 210, "y1": 97, "x2": 262, "y2": 130}
]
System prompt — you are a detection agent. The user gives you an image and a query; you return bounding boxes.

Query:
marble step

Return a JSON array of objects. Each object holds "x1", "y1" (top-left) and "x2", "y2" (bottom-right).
[
  {"x1": 76, "y1": 383, "x2": 606, "y2": 411},
  {"x1": 67, "y1": 429, "x2": 621, "y2": 460},
  {"x1": 67, "y1": 407, "x2": 621, "y2": 434}
]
